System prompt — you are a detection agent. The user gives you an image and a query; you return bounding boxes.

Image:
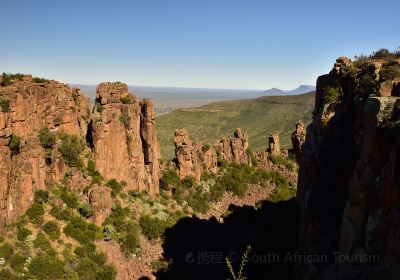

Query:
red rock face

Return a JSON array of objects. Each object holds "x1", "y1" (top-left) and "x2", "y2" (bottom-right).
[
  {"x1": 296, "y1": 57, "x2": 400, "y2": 279},
  {"x1": 214, "y1": 128, "x2": 251, "y2": 165},
  {"x1": 291, "y1": 121, "x2": 306, "y2": 161},
  {"x1": 88, "y1": 185, "x2": 113, "y2": 225},
  {"x1": 90, "y1": 83, "x2": 160, "y2": 195},
  {"x1": 0, "y1": 76, "x2": 90, "y2": 229},
  {"x1": 173, "y1": 128, "x2": 203, "y2": 182},
  {"x1": 0, "y1": 77, "x2": 161, "y2": 230},
  {"x1": 267, "y1": 132, "x2": 281, "y2": 156},
  {"x1": 173, "y1": 128, "x2": 252, "y2": 182}
]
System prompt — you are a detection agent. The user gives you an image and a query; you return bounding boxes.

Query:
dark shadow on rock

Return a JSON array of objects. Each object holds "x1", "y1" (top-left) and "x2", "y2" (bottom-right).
[{"x1": 155, "y1": 198, "x2": 299, "y2": 280}]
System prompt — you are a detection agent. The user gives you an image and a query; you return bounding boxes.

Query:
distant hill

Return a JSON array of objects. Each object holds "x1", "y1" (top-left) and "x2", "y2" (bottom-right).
[
  {"x1": 263, "y1": 85, "x2": 316, "y2": 96},
  {"x1": 73, "y1": 84, "x2": 315, "y2": 114},
  {"x1": 156, "y1": 91, "x2": 315, "y2": 159}
]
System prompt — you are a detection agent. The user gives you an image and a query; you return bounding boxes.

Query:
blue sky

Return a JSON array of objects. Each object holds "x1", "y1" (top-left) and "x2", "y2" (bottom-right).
[{"x1": 1, "y1": 0, "x2": 399, "y2": 89}]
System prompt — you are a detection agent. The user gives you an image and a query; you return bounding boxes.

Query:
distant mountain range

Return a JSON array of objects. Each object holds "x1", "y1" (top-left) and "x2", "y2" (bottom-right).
[
  {"x1": 262, "y1": 85, "x2": 316, "y2": 96},
  {"x1": 73, "y1": 84, "x2": 315, "y2": 114}
]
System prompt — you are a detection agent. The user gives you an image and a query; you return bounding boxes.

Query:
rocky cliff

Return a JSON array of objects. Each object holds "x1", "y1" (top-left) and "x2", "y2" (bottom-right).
[
  {"x1": 296, "y1": 56, "x2": 400, "y2": 279},
  {"x1": 173, "y1": 128, "x2": 251, "y2": 181},
  {"x1": 0, "y1": 75, "x2": 161, "y2": 230},
  {"x1": 90, "y1": 82, "x2": 160, "y2": 195},
  {"x1": 0, "y1": 75, "x2": 90, "y2": 228}
]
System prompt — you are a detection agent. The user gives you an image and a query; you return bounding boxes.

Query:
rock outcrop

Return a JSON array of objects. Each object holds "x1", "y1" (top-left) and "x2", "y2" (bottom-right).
[
  {"x1": 0, "y1": 75, "x2": 90, "y2": 229},
  {"x1": 88, "y1": 185, "x2": 113, "y2": 225},
  {"x1": 0, "y1": 76, "x2": 161, "y2": 230},
  {"x1": 267, "y1": 131, "x2": 281, "y2": 156},
  {"x1": 296, "y1": 57, "x2": 400, "y2": 279},
  {"x1": 173, "y1": 128, "x2": 251, "y2": 182},
  {"x1": 291, "y1": 121, "x2": 306, "y2": 160},
  {"x1": 214, "y1": 128, "x2": 251, "y2": 165},
  {"x1": 90, "y1": 82, "x2": 160, "y2": 195},
  {"x1": 173, "y1": 128, "x2": 203, "y2": 182}
]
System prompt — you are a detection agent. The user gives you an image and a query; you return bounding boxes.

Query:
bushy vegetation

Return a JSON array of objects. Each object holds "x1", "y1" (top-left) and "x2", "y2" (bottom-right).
[
  {"x1": 63, "y1": 215, "x2": 101, "y2": 245},
  {"x1": 0, "y1": 73, "x2": 24, "y2": 86},
  {"x1": 379, "y1": 60, "x2": 400, "y2": 82},
  {"x1": 86, "y1": 159, "x2": 103, "y2": 184},
  {"x1": 139, "y1": 214, "x2": 176, "y2": 240},
  {"x1": 34, "y1": 189, "x2": 49, "y2": 204},
  {"x1": 27, "y1": 253, "x2": 65, "y2": 280},
  {"x1": 32, "y1": 76, "x2": 50, "y2": 83},
  {"x1": 17, "y1": 226, "x2": 32, "y2": 241},
  {"x1": 119, "y1": 110, "x2": 131, "y2": 129},
  {"x1": 120, "y1": 95, "x2": 133, "y2": 104},
  {"x1": 39, "y1": 127, "x2": 56, "y2": 149},
  {"x1": 269, "y1": 155, "x2": 298, "y2": 172},
  {"x1": 106, "y1": 179, "x2": 123, "y2": 197},
  {"x1": 44, "y1": 221, "x2": 61, "y2": 240},
  {"x1": 8, "y1": 134, "x2": 21, "y2": 154},
  {"x1": 60, "y1": 188, "x2": 79, "y2": 209},
  {"x1": 26, "y1": 202, "x2": 44, "y2": 224},
  {"x1": 322, "y1": 87, "x2": 341, "y2": 104},
  {"x1": 59, "y1": 133, "x2": 86, "y2": 169},
  {"x1": 0, "y1": 99, "x2": 10, "y2": 112},
  {"x1": 103, "y1": 203, "x2": 140, "y2": 255},
  {"x1": 160, "y1": 169, "x2": 180, "y2": 191},
  {"x1": 79, "y1": 203, "x2": 94, "y2": 218}
]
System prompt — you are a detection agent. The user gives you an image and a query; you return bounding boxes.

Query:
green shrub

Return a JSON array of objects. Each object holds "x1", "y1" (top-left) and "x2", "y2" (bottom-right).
[
  {"x1": 79, "y1": 203, "x2": 94, "y2": 218},
  {"x1": 34, "y1": 189, "x2": 49, "y2": 204},
  {"x1": 0, "y1": 269, "x2": 17, "y2": 280},
  {"x1": 181, "y1": 176, "x2": 195, "y2": 188},
  {"x1": 77, "y1": 258, "x2": 97, "y2": 279},
  {"x1": 60, "y1": 189, "x2": 79, "y2": 209},
  {"x1": 96, "y1": 265, "x2": 117, "y2": 280},
  {"x1": 151, "y1": 258, "x2": 170, "y2": 273},
  {"x1": 209, "y1": 183, "x2": 225, "y2": 202},
  {"x1": 322, "y1": 87, "x2": 340, "y2": 104},
  {"x1": 268, "y1": 184, "x2": 296, "y2": 203},
  {"x1": 17, "y1": 226, "x2": 32, "y2": 241},
  {"x1": 59, "y1": 134, "x2": 85, "y2": 169},
  {"x1": 63, "y1": 216, "x2": 100, "y2": 244},
  {"x1": 119, "y1": 110, "x2": 131, "y2": 129},
  {"x1": 160, "y1": 169, "x2": 180, "y2": 191},
  {"x1": 10, "y1": 253, "x2": 27, "y2": 272},
  {"x1": 186, "y1": 187, "x2": 210, "y2": 213},
  {"x1": 39, "y1": 127, "x2": 56, "y2": 149},
  {"x1": 0, "y1": 100, "x2": 10, "y2": 113},
  {"x1": 106, "y1": 179, "x2": 123, "y2": 197},
  {"x1": 33, "y1": 233, "x2": 52, "y2": 251},
  {"x1": 379, "y1": 62, "x2": 400, "y2": 82},
  {"x1": 27, "y1": 254, "x2": 65, "y2": 280},
  {"x1": 44, "y1": 221, "x2": 61, "y2": 240},
  {"x1": 139, "y1": 215, "x2": 171, "y2": 240},
  {"x1": 120, "y1": 95, "x2": 133, "y2": 104},
  {"x1": 26, "y1": 202, "x2": 44, "y2": 222},
  {"x1": 0, "y1": 243, "x2": 13, "y2": 261},
  {"x1": 269, "y1": 155, "x2": 298, "y2": 172},
  {"x1": 86, "y1": 159, "x2": 103, "y2": 184},
  {"x1": 8, "y1": 134, "x2": 21, "y2": 154},
  {"x1": 32, "y1": 77, "x2": 50, "y2": 83},
  {"x1": 0, "y1": 73, "x2": 24, "y2": 86}
]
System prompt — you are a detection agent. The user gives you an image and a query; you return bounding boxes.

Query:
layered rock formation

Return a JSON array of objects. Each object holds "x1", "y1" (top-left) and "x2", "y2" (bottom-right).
[
  {"x1": 90, "y1": 83, "x2": 160, "y2": 195},
  {"x1": 291, "y1": 121, "x2": 306, "y2": 160},
  {"x1": 296, "y1": 57, "x2": 400, "y2": 279},
  {"x1": 173, "y1": 128, "x2": 251, "y2": 181},
  {"x1": 0, "y1": 75, "x2": 90, "y2": 229},
  {"x1": 88, "y1": 185, "x2": 113, "y2": 225},
  {"x1": 173, "y1": 128, "x2": 203, "y2": 182},
  {"x1": 0, "y1": 75, "x2": 161, "y2": 230},
  {"x1": 214, "y1": 128, "x2": 251, "y2": 165},
  {"x1": 268, "y1": 131, "x2": 281, "y2": 156}
]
